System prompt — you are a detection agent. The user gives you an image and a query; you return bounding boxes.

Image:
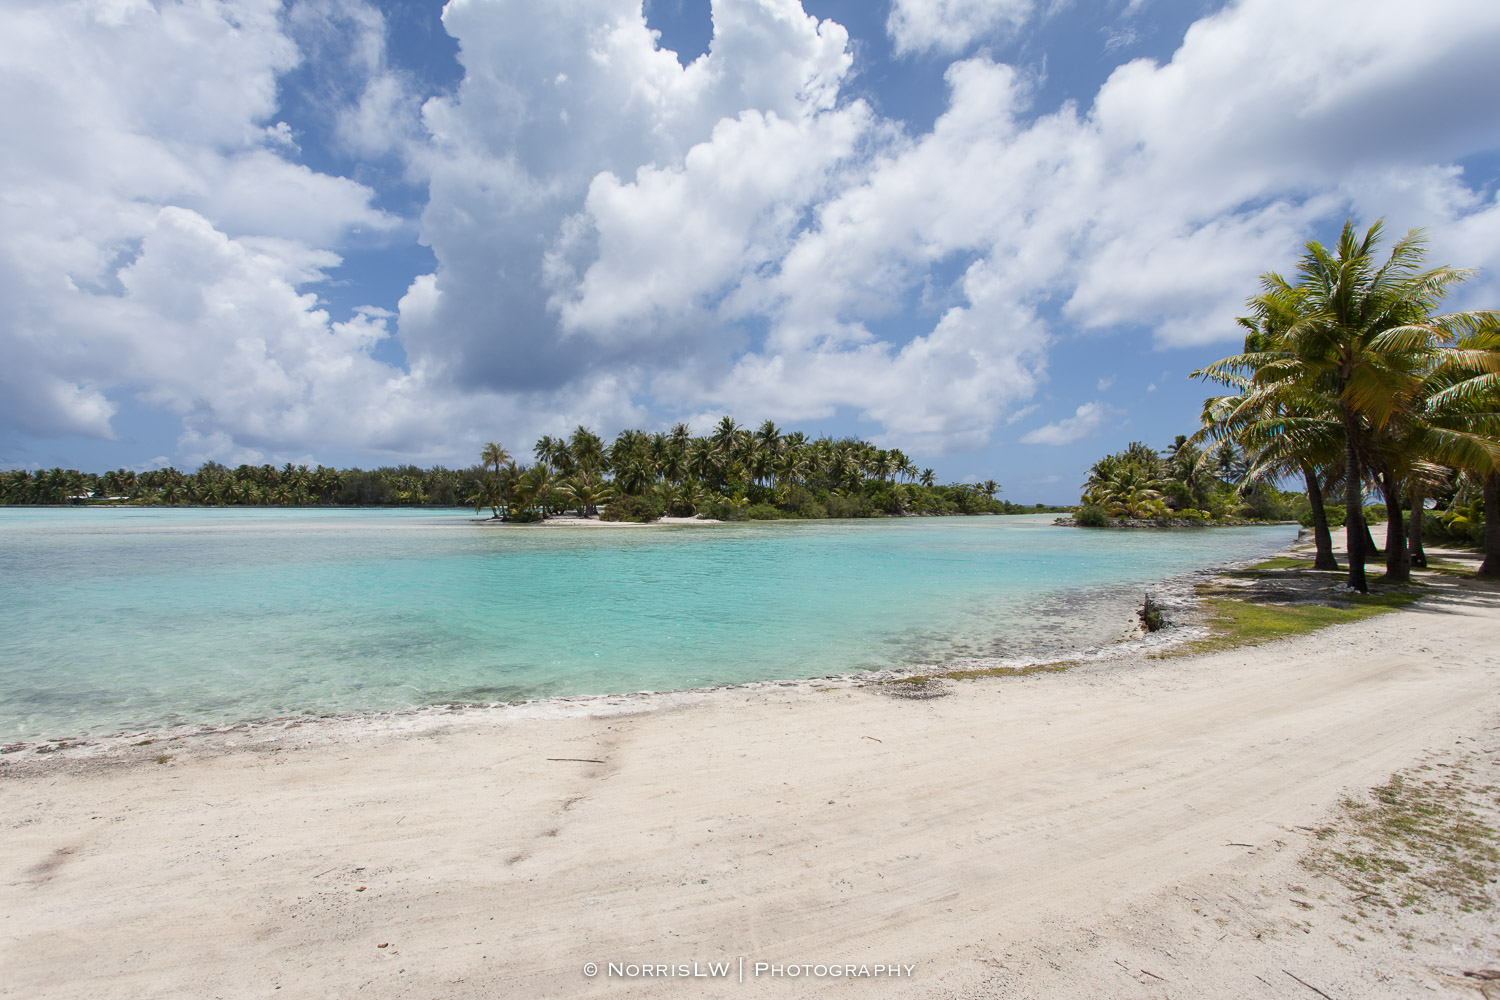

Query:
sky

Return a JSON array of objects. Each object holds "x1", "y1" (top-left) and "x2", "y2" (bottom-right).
[{"x1": 3, "y1": 0, "x2": 1499, "y2": 504}]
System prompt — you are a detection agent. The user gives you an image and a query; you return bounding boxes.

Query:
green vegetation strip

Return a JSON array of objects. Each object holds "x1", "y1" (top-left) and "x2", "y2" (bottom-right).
[
  {"x1": 1171, "y1": 588, "x2": 1421, "y2": 657},
  {"x1": 1416, "y1": 556, "x2": 1483, "y2": 577},
  {"x1": 1303, "y1": 762, "x2": 1500, "y2": 914},
  {"x1": 1244, "y1": 557, "x2": 1316, "y2": 570}
]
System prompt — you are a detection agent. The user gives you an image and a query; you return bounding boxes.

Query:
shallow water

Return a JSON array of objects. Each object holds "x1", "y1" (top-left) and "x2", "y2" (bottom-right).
[{"x1": 0, "y1": 508, "x2": 1297, "y2": 740}]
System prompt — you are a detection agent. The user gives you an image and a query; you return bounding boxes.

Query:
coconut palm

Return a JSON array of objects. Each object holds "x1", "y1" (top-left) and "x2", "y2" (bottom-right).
[
  {"x1": 1194, "y1": 314, "x2": 1346, "y2": 570},
  {"x1": 1400, "y1": 324, "x2": 1500, "y2": 572},
  {"x1": 1197, "y1": 220, "x2": 1496, "y2": 590},
  {"x1": 469, "y1": 478, "x2": 501, "y2": 519},
  {"x1": 1084, "y1": 459, "x2": 1168, "y2": 518},
  {"x1": 569, "y1": 426, "x2": 605, "y2": 474},
  {"x1": 558, "y1": 473, "x2": 614, "y2": 517},
  {"x1": 712, "y1": 416, "x2": 738, "y2": 453}
]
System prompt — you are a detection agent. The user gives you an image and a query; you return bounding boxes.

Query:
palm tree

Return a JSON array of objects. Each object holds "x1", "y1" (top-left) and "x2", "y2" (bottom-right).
[
  {"x1": 1198, "y1": 220, "x2": 1495, "y2": 590},
  {"x1": 1084, "y1": 460, "x2": 1167, "y2": 518},
  {"x1": 481, "y1": 442, "x2": 510, "y2": 482},
  {"x1": 1401, "y1": 323, "x2": 1500, "y2": 573},
  {"x1": 517, "y1": 465, "x2": 559, "y2": 518},
  {"x1": 1194, "y1": 314, "x2": 1345, "y2": 569},
  {"x1": 469, "y1": 478, "x2": 501, "y2": 519},
  {"x1": 755, "y1": 419, "x2": 781, "y2": 455},
  {"x1": 559, "y1": 473, "x2": 614, "y2": 517},
  {"x1": 614, "y1": 457, "x2": 654, "y2": 497},
  {"x1": 688, "y1": 437, "x2": 718, "y2": 486},
  {"x1": 533, "y1": 435, "x2": 563, "y2": 472},
  {"x1": 711, "y1": 416, "x2": 738, "y2": 455},
  {"x1": 569, "y1": 426, "x2": 605, "y2": 474}
]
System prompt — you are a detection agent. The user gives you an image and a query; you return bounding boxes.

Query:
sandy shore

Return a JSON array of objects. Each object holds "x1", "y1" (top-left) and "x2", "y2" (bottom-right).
[{"x1": 3, "y1": 539, "x2": 1499, "y2": 998}]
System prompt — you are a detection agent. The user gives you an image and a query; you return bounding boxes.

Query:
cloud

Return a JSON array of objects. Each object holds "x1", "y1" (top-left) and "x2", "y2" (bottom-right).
[
  {"x1": 1021, "y1": 402, "x2": 1119, "y2": 446},
  {"x1": 6, "y1": 0, "x2": 1500, "y2": 469},
  {"x1": 0, "y1": 0, "x2": 587, "y2": 467},
  {"x1": 286, "y1": 0, "x2": 429, "y2": 163},
  {"x1": 886, "y1": 0, "x2": 1041, "y2": 56}
]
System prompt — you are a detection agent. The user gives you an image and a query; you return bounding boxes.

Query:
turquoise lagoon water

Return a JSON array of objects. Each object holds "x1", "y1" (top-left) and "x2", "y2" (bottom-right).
[{"x1": 0, "y1": 508, "x2": 1297, "y2": 741}]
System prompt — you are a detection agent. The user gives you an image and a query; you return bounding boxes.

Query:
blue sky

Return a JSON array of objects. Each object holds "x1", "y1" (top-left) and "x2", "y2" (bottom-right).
[{"x1": 3, "y1": 0, "x2": 1499, "y2": 503}]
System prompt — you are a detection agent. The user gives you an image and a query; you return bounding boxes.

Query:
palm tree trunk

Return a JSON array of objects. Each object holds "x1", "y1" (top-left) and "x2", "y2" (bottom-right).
[
  {"x1": 1301, "y1": 463, "x2": 1338, "y2": 570},
  {"x1": 1379, "y1": 469, "x2": 1409, "y2": 583},
  {"x1": 1481, "y1": 472, "x2": 1500, "y2": 577},
  {"x1": 1408, "y1": 481, "x2": 1426, "y2": 568},
  {"x1": 1340, "y1": 407, "x2": 1368, "y2": 592}
]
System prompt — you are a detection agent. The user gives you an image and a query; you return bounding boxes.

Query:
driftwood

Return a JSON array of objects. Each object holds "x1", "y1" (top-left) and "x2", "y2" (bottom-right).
[
  {"x1": 1284, "y1": 969, "x2": 1337, "y2": 999},
  {"x1": 1138, "y1": 593, "x2": 1166, "y2": 632},
  {"x1": 547, "y1": 757, "x2": 606, "y2": 763}
]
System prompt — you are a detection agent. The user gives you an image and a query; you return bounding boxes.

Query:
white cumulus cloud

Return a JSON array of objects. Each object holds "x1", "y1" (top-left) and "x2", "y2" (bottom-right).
[
  {"x1": 6, "y1": 0, "x2": 1500, "y2": 469},
  {"x1": 1021, "y1": 402, "x2": 1119, "y2": 446},
  {"x1": 886, "y1": 0, "x2": 1041, "y2": 56}
]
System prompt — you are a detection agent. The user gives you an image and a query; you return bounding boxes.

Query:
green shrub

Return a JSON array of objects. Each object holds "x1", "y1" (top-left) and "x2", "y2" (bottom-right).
[
  {"x1": 1239, "y1": 486, "x2": 1292, "y2": 521},
  {"x1": 784, "y1": 486, "x2": 825, "y2": 519},
  {"x1": 1299, "y1": 504, "x2": 1347, "y2": 528},
  {"x1": 743, "y1": 502, "x2": 786, "y2": 520},
  {"x1": 699, "y1": 496, "x2": 744, "y2": 521},
  {"x1": 825, "y1": 494, "x2": 861, "y2": 519},
  {"x1": 1363, "y1": 504, "x2": 1388, "y2": 522},
  {"x1": 1427, "y1": 502, "x2": 1484, "y2": 546},
  {"x1": 601, "y1": 494, "x2": 664, "y2": 522},
  {"x1": 1074, "y1": 503, "x2": 1110, "y2": 527}
]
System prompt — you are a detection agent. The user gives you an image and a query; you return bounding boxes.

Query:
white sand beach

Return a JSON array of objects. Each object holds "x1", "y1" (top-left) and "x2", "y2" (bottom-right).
[{"x1": 3, "y1": 539, "x2": 1498, "y2": 999}]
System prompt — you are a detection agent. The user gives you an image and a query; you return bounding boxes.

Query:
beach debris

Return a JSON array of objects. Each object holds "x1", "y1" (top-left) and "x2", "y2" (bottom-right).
[
  {"x1": 1283, "y1": 969, "x2": 1337, "y2": 999},
  {"x1": 1464, "y1": 970, "x2": 1500, "y2": 980},
  {"x1": 546, "y1": 757, "x2": 606, "y2": 763},
  {"x1": 377, "y1": 943, "x2": 389, "y2": 949},
  {"x1": 1137, "y1": 593, "x2": 1166, "y2": 632},
  {"x1": 861, "y1": 735, "x2": 883, "y2": 743}
]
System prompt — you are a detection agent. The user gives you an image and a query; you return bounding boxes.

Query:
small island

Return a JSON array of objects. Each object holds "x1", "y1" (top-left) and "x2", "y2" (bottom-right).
[{"x1": 0, "y1": 417, "x2": 1069, "y2": 522}]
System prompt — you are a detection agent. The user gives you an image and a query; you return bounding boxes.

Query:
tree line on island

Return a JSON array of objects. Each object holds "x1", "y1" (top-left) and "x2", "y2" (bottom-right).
[
  {"x1": 472, "y1": 419, "x2": 1052, "y2": 521},
  {"x1": 1074, "y1": 220, "x2": 1500, "y2": 590},
  {"x1": 1, "y1": 416, "x2": 1060, "y2": 521}
]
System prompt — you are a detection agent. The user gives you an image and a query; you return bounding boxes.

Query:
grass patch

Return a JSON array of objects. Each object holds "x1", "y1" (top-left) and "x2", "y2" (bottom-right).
[
  {"x1": 1418, "y1": 557, "x2": 1481, "y2": 577},
  {"x1": 1303, "y1": 763, "x2": 1500, "y2": 913},
  {"x1": 1172, "y1": 589, "x2": 1421, "y2": 656},
  {"x1": 883, "y1": 661, "x2": 1076, "y2": 687},
  {"x1": 1246, "y1": 557, "x2": 1317, "y2": 570}
]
